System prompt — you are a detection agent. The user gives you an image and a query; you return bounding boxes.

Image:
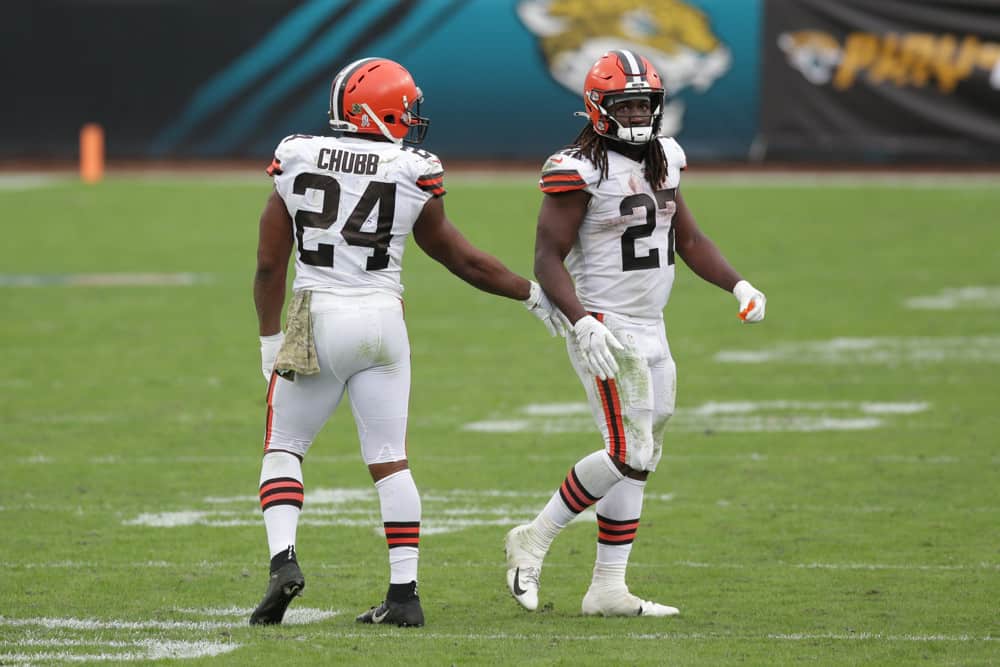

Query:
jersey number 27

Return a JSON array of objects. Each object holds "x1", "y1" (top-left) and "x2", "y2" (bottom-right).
[{"x1": 620, "y1": 188, "x2": 676, "y2": 272}]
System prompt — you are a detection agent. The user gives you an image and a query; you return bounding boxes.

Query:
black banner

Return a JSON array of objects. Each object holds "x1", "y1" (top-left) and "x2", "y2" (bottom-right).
[
  {"x1": 760, "y1": 0, "x2": 1000, "y2": 162},
  {"x1": 1, "y1": 0, "x2": 303, "y2": 159}
]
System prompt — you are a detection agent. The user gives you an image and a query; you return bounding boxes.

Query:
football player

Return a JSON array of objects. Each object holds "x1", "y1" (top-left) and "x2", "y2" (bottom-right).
[
  {"x1": 504, "y1": 49, "x2": 767, "y2": 616},
  {"x1": 250, "y1": 57, "x2": 567, "y2": 627}
]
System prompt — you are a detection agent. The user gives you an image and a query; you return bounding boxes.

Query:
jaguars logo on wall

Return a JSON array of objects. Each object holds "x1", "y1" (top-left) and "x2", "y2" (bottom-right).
[
  {"x1": 777, "y1": 28, "x2": 1000, "y2": 93},
  {"x1": 517, "y1": 0, "x2": 731, "y2": 136}
]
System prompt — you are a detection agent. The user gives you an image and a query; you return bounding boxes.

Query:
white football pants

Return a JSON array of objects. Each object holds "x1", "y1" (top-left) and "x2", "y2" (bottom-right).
[
  {"x1": 567, "y1": 312, "x2": 676, "y2": 472},
  {"x1": 263, "y1": 291, "x2": 411, "y2": 464}
]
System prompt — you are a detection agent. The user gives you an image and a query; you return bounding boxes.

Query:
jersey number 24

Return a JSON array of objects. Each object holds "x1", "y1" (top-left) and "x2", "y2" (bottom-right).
[{"x1": 292, "y1": 172, "x2": 394, "y2": 271}]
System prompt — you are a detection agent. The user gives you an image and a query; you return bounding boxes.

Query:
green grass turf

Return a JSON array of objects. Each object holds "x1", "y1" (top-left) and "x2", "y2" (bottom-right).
[{"x1": 1, "y1": 173, "x2": 997, "y2": 665}]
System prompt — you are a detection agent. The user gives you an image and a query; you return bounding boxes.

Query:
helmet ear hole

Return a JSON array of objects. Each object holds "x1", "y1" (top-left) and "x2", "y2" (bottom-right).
[{"x1": 384, "y1": 114, "x2": 396, "y2": 124}]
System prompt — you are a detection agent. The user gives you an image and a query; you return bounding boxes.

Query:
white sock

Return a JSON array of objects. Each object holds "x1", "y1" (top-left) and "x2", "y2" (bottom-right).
[
  {"x1": 530, "y1": 450, "x2": 623, "y2": 553},
  {"x1": 590, "y1": 562, "x2": 628, "y2": 589},
  {"x1": 376, "y1": 469, "x2": 421, "y2": 584},
  {"x1": 593, "y1": 476, "x2": 646, "y2": 585},
  {"x1": 259, "y1": 451, "x2": 303, "y2": 559}
]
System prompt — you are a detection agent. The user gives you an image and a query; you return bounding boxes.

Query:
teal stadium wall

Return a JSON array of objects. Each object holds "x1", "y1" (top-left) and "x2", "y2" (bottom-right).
[{"x1": 3, "y1": 0, "x2": 998, "y2": 163}]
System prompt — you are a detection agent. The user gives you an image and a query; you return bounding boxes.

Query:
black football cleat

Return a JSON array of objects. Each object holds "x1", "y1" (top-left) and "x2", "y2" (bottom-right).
[
  {"x1": 356, "y1": 596, "x2": 425, "y2": 627},
  {"x1": 249, "y1": 560, "x2": 305, "y2": 625}
]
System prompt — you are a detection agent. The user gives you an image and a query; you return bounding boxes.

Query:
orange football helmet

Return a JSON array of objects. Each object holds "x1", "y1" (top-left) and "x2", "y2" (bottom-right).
[
  {"x1": 581, "y1": 49, "x2": 665, "y2": 144},
  {"x1": 328, "y1": 57, "x2": 429, "y2": 144}
]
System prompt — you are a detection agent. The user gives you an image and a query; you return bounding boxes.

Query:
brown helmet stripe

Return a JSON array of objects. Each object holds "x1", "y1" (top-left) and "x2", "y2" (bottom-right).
[{"x1": 329, "y1": 57, "x2": 378, "y2": 122}]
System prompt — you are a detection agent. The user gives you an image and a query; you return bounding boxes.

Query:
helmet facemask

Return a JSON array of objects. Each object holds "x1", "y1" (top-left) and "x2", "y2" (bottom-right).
[
  {"x1": 400, "y1": 93, "x2": 429, "y2": 145},
  {"x1": 594, "y1": 91, "x2": 664, "y2": 145}
]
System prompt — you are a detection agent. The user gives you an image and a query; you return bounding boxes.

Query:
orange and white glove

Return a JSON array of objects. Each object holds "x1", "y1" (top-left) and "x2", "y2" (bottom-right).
[
  {"x1": 733, "y1": 280, "x2": 766, "y2": 323},
  {"x1": 259, "y1": 332, "x2": 284, "y2": 381},
  {"x1": 573, "y1": 315, "x2": 624, "y2": 380},
  {"x1": 524, "y1": 281, "x2": 570, "y2": 337}
]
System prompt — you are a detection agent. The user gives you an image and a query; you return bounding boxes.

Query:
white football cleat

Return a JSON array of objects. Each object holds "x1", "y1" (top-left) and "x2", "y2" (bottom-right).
[
  {"x1": 504, "y1": 524, "x2": 545, "y2": 611},
  {"x1": 581, "y1": 585, "x2": 679, "y2": 617}
]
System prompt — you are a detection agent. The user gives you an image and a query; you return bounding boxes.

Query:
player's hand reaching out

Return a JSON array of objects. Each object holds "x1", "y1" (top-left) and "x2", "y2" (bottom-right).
[
  {"x1": 524, "y1": 281, "x2": 570, "y2": 337},
  {"x1": 573, "y1": 315, "x2": 624, "y2": 380},
  {"x1": 733, "y1": 280, "x2": 766, "y2": 323}
]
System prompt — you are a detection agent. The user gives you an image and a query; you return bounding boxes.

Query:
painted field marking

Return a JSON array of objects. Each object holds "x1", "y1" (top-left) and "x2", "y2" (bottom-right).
[
  {"x1": 3, "y1": 559, "x2": 995, "y2": 576},
  {"x1": 0, "y1": 607, "x2": 337, "y2": 664},
  {"x1": 715, "y1": 336, "x2": 1000, "y2": 364},
  {"x1": 122, "y1": 487, "x2": 601, "y2": 534},
  {"x1": 463, "y1": 400, "x2": 929, "y2": 434},
  {"x1": 0, "y1": 273, "x2": 210, "y2": 287},
  {"x1": 904, "y1": 286, "x2": 1000, "y2": 310},
  {"x1": 0, "y1": 175, "x2": 63, "y2": 190}
]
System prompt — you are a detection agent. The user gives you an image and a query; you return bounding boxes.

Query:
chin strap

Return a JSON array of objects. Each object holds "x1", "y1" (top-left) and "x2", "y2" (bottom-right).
[
  {"x1": 328, "y1": 103, "x2": 401, "y2": 144},
  {"x1": 360, "y1": 102, "x2": 402, "y2": 144}
]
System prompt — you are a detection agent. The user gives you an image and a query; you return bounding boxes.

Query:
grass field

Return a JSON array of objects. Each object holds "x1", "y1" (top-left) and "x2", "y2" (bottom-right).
[{"x1": 1, "y1": 171, "x2": 998, "y2": 665}]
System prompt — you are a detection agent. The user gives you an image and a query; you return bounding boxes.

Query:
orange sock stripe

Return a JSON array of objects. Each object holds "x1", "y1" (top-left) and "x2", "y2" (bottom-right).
[
  {"x1": 384, "y1": 521, "x2": 420, "y2": 549},
  {"x1": 261, "y1": 491, "x2": 304, "y2": 505},
  {"x1": 596, "y1": 514, "x2": 639, "y2": 544},
  {"x1": 558, "y1": 467, "x2": 599, "y2": 514},
  {"x1": 569, "y1": 467, "x2": 600, "y2": 503},
  {"x1": 597, "y1": 532, "x2": 637, "y2": 545},
  {"x1": 259, "y1": 476, "x2": 303, "y2": 511},
  {"x1": 558, "y1": 480, "x2": 586, "y2": 513},
  {"x1": 597, "y1": 518, "x2": 639, "y2": 532},
  {"x1": 259, "y1": 479, "x2": 303, "y2": 496}
]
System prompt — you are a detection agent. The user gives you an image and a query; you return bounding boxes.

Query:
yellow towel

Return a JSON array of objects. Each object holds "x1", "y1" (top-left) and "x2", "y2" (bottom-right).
[{"x1": 274, "y1": 291, "x2": 320, "y2": 380}]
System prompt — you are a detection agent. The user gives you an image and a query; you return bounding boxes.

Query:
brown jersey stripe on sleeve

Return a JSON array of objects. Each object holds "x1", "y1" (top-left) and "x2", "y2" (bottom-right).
[
  {"x1": 541, "y1": 169, "x2": 584, "y2": 178},
  {"x1": 540, "y1": 169, "x2": 586, "y2": 192},
  {"x1": 417, "y1": 171, "x2": 446, "y2": 196},
  {"x1": 416, "y1": 171, "x2": 444, "y2": 184},
  {"x1": 540, "y1": 182, "x2": 587, "y2": 193}
]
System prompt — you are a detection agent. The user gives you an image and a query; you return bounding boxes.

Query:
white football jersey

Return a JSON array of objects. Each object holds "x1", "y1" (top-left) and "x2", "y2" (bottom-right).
[
  {"x1": 268, "y1": 134, "x2": 445, "y2": 296},
  {"x1": 539, "y1": 137, "x2": 686, "y2": 319}
]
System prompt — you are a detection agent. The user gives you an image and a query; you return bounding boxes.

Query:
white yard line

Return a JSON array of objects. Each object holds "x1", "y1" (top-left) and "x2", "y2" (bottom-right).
[{"x1": 3, "y1": 560, "x2": 995, "y2": 573}]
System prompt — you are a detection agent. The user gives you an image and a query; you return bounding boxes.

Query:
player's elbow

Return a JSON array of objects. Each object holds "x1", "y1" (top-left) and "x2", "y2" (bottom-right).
[
  {"x1": 254, "y1": 260, "x2": 285, "y2": 288},
  {"x1": 534, "y1": 249, "x2": 562, "y2": 285}
]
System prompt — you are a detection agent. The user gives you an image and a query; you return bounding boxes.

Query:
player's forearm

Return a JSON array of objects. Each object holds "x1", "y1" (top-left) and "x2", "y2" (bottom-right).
[
  {"x1": 448, "y1": 251, "x2": 531, "y2": 300},
  {"x1": 678, "y1": 239, "x2": 741, "y2": 292},
  {"x1": 253, "y1": 268, "x2": 286, "y2": 335},
  {"x1": 535, "y1": 257, "x2": 585, "y2": 324}
]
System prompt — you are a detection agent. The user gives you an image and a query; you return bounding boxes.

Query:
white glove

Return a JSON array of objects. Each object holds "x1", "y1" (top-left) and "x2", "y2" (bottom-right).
[
  {"x1": 260, "y1": 332, "x2": 284, "y2": 381},
  {"x1": 523, "y1": 281, "x2": 570, "y2": 337},
  {"x1": 572, "y1": 315, "x2": 624, "y2": 380},
  {"x1": 733, "y1": 280, "x2": 766, "y2": 323}
]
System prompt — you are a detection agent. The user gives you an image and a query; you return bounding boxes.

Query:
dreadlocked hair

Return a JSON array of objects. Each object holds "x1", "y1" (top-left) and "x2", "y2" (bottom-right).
[{"x1": 568, "y1": 123, "x2": 668, "y2": 189}]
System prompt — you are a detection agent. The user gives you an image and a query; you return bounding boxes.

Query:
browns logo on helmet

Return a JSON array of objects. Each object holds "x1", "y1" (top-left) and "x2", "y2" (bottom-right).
[{"x1": 328, "y1": 57, "x2": 429, "y2": 145}]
